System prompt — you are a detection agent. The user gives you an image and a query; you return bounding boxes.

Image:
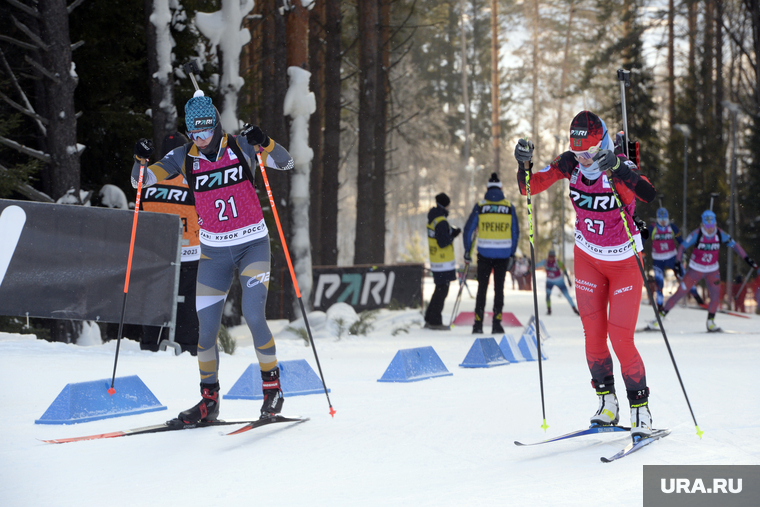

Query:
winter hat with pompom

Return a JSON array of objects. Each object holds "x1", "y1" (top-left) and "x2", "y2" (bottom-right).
[
  {"x1": 487, "y1": 172, "x2": 502, "y2": 189},
  {"x1": 185, "y1": 90, "x2": 216, "y2": 132}
]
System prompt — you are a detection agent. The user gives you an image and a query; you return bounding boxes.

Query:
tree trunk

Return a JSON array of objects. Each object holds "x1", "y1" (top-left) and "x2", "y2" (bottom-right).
[
  {"x1": 37, "y1": 0, "x2": 79, "y2": 201},
  {"x1": 321, "y1": 0, "x2": 341, "y2": 265},
  {"x1": 308, "y1": 0, "x2": 325, "y2": 265},
  {"x1": 491, "y1": 0, "x2": 501, "y2": 174},
  {"x1": 285, "y1": 0, "x2": 313, "y2": 311},
  {"x1": 144, "y1": 0, "x2": 178, "y2": 158},
  {"x1": 667, "y1": 0, "x2": 675, "y2": 128},
  {"x1": 354, "y1": 0, "x2": 383, "y2": 264},
  {"x1": 261, "y1": 0, "x2": 293, "y2": 320}
]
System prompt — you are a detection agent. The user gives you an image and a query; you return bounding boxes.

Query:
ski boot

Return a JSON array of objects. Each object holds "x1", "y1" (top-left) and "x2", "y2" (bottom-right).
[
  {"x1": 260, "y1": 367, "x2": 284, "y2": 419},
  {"x1": 590, "y1": 379, "x2": 619, "y2": 426},
  {"x1": 706, "y1": 318, "x2": 721, "y2": 333},
  {"x1": 630, "y1": 404, "x2": 653, "y2": 438},
  {"x1": 177, "y1": 382, "x2": 220, "y2": 424},
  {"x1": 472, "y1": 315, "x2": 483, "y2": 334},
  {"x1": 572, "y1": 306, "x2": 580, "y2": 316},
  {"x1": 492, "y1": 317, "x2": 504, "y2": 334}
]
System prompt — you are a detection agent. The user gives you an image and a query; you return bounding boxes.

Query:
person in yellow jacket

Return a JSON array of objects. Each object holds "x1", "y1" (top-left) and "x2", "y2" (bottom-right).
[
  {"x1": 424, "y1": 193, "x2": 461, "y2": 330},
  {"x1": 463, "y1": 173, "x2": 520, "y2": 334}
]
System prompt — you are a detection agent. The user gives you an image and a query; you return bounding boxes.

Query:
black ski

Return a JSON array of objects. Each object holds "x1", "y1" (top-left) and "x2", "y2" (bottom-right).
[
  {"x1": 226, "y1": 415, "x2": 309, "y2": 435},
  {"x1": 41, "y1": 418, "x2": 260, "y2": 444},
  {"x1": 600, "y1": 429, "x2": 671, "y2": 463},
  {"x1": 514, "y1": 425, "x2": 630, "y2": 447}
]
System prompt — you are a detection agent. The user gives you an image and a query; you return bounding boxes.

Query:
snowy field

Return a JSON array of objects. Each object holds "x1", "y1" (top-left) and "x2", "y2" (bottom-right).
[{"x1": 2, "y1": 272, "x2": 759, "y2": 507}]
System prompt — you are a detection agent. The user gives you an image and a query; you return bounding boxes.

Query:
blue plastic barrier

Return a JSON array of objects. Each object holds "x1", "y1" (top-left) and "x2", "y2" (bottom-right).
[
  {"x1": 498, "y1": 334, "x2": 527, "y2": 363},
  {"x1": 459, "y1": 337, "x2": 510, "y2": 368},
  {"x1": 35, "y1": 375, "x2": 166, "y2": 425},
  {"x1": 517, "y1": 316, "x2": 548, "y2": 361},
  {"x1": 224, "y1": 359, "x2": 329, "y2": 400},
  {"x1": 377, "y1": 346, "x2": 453, "y2": 382}
]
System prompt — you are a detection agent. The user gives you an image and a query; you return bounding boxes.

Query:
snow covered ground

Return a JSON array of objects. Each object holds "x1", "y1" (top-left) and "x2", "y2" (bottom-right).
[{"x1": 2, "y1": 272, "x2": 759, "y2": 506}]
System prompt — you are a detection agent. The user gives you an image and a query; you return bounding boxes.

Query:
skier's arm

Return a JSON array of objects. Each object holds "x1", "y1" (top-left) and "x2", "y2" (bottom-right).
[
  {"x1": 671, "y1": 223, "x2": 683, "y2": 245},
  {"x1": 462, "y1": 207, "x2": 479, "y2": 261},
  {"x1": 434, "y1": 219, "x2": 456, "y2": 248},
  {"x1": 677, "y1": 229, "x2": 699, "y2": 259},
  {"x1": 510, "y1": 203, "x2": 519, "y2": 256},
  {"x1": 720, "y1": 230, "x2": 752, "y2": 264},
  {"x1": 239, "y1": 124, "x2": 294, "y2": 171},
  {"x1": 130, "y1": 139, "x2": 184, "y2": 188},
  {"x1": 593, "y1": 150, "x2": 656, "y2": 203},
  {"x1": 516, "y1": 152, "x2": 574, "y2": 196}
]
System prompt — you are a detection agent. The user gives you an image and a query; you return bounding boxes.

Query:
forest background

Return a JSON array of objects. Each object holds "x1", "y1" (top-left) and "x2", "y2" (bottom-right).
[{"x1": 1, "y1": 0, "x2": 759, "y2": 338}]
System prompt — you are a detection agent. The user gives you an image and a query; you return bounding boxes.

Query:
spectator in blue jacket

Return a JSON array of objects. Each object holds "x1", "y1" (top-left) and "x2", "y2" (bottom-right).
[{"x1": 463, "y1": 173, "x2": 520, "y2": 334}]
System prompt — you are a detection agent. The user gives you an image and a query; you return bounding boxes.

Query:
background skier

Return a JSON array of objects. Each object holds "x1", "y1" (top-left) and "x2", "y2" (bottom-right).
[{"x1": 652, "y1": 209, "x2": 757, "y2": 332}]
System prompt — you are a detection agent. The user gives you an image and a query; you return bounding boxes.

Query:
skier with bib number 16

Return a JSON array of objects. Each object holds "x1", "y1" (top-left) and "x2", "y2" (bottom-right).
[{"x1": 514, "y1": 110, "x2": 657, "y2": 438}]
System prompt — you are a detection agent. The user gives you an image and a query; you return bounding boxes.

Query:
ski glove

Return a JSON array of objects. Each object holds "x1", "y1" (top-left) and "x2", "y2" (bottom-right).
[
  {"x1": 633, "y1": 215, "x2": 649, "y2": 241},
  {"x1": 134, "y1": 138, "x2": 154, "y2": 160},
  {"x1": 451, "y1": 227, "x2": 462, "y2": 239},
  {"x1": 674, "y1": 260, "x2": 683, "y2": 278},
  {"x1": 592, "y1": 149, "x2": 621, "y2": 172},
  {"x1": 745, "y1": 256, "x2": 758, "y2": 270},
  {"x1": 514, "y1": 138, "x2": 534, "y2": 164},
  {"x1": 241, "y1": 123, "x2": 270, "y2": 147},
  {"x1": 464, "y1": 251, "x2": 472, "y2": 264}
]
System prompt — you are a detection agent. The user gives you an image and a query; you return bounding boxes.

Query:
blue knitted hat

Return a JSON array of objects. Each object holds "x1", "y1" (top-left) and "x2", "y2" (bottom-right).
[{"x1": 185, "y1": 91, "x2": 216, "y2": 131}]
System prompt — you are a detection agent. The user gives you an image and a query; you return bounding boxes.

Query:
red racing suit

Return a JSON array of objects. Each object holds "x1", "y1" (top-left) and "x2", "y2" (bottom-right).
[{"x1": 518, "y1": 151, "x2": 656, "y2": 397}]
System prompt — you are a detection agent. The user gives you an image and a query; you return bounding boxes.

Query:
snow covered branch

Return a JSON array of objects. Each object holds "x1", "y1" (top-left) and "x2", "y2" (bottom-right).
[{"x1": 0, "y1": 136, "x2": 51, "y2": 163}]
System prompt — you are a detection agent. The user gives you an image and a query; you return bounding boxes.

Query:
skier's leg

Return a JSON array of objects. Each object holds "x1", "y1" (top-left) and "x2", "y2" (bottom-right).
[
  {"x1": 234, "y1": 236, "x2": 277, "y2": 371},
  {"x1": 662, "y1": 268, "x2": 701, "y2": 313},
  {"x1": 234, "y1": 236, "x2": 286, "y2": 416},
  {"x1": 575, "y1": 249, "x2": 618, "y2": 425},
  {"x1": 558, "y1": 281, "x2": 575, "y2": 308},
  {"x1": 574, "y1": 249, "x2": 614, "y2": 385},
  {"x1": 473, "y1": 255, "x2": 492, "y2": 332},
  {"x1": 177, "y1": 244, "x2": 235, "y2": 423},
  {"x1": 605, "y1": 255, "x2": 647, "y2": 394},
  {"x1": 652, "y1": 261, "x2": 665, "y2": 307},
  {"x1": 545, "y1": 280, "x2": 554, "y2": 312},
  {"x1": 605, "y1": 254, "x2": 652, "y2": 436},
  {"x1": 491, "y1": 257, "x2": 508, "y2": 327},
  {"x1": 195, "y1": 244, "x2": 236, "y2": 384},
  {"x1": 705, "y1": 270, "x2": 722, "y2": 323}
]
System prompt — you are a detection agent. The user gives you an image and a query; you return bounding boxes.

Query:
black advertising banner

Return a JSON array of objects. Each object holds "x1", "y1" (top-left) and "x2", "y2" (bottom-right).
[
  {"x1": 311, "y1": 264, "x2": 423, "y2": 312},
  {"x1": 0, "y1": 199, "x2": 181, "y2": 326}
]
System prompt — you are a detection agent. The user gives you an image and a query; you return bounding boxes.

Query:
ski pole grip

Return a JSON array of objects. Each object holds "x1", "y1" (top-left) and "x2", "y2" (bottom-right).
[{"x1": 617, "y1": 69, "x2": 631, "y2": 87}]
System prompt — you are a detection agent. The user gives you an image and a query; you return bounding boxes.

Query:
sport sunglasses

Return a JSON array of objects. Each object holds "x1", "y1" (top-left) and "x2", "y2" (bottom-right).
[{"x1": 188, "y1": 128, "x2": 214, "y2": 141}]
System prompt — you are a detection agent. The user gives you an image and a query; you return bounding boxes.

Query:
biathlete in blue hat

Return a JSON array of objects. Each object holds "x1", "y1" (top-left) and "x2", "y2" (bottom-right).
[
  {"x1": 649, "y1": 209, "x2": 757, "y2": 332},
  {"x1": 648, "y1": 207, "x2": 703, "y2": 310},
  {"x1": 131, "y1": 91, "x2": 295, "y2": 425}
]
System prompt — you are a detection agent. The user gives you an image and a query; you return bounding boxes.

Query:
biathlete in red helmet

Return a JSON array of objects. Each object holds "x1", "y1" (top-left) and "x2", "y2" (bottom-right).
[{"x1": 513, "y1": 110, "x2": 657, "y2": 438}]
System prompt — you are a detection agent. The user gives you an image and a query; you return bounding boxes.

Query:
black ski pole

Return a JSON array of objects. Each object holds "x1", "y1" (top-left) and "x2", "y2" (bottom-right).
[
  {"x1": 448, "y1": 263, "x2": 470, "y2": 327},
  {"x1": 109, "y1": 161, "x2": 146, "y2": 395},
  {"x1": 256, "y1": 153, "x2": 335, "y2": 417},
  {"x1": 614, "y1": 68, "x2": 702, "y2": 438},
  {"x1": 524, "y1": 158, "x2": 548, "y2": 432}
]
